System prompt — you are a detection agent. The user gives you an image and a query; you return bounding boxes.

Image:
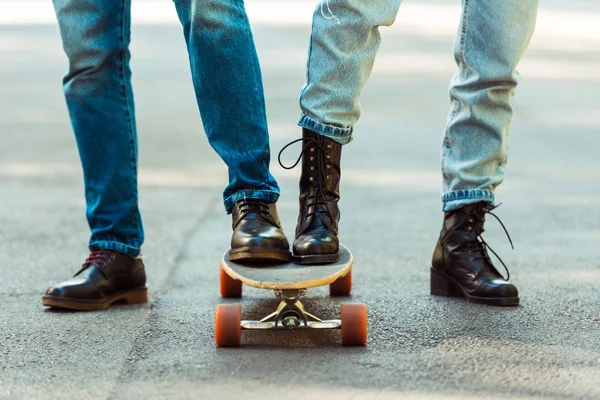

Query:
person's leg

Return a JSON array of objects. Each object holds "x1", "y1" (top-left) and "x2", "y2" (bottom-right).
[
  {"x1": 441, "y1": 0, "x2": 538, "y2": 211},
  {"x1": 299, "y1": 0, "x2": 402, "y2": 145},
  {"x1": 432, "y1": 0, "x2": 539, "y2": 305},
  {"x1": 172, "y1": 0, "x2": 290, "y2": 262},
  {"x1": 42, "y1": 0, "x2": 147, "y2": 311},
  {"x1": 282, "y1": 0, "x2": 402, "y2": 264}
]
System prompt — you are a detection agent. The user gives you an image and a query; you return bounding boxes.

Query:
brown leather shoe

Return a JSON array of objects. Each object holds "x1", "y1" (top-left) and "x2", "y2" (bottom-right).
[{"x1": 42, "y1": 249, "x2": 148, "y2": 311}]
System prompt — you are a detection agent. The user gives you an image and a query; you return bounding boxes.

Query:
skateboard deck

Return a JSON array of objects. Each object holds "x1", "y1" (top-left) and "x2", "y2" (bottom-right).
[
  {"x1": 220, "y1": 244, "x2": 353, "y2": 290},
  {"x1": 215, "y1": 244, "x2": 367, "y2": 348}
]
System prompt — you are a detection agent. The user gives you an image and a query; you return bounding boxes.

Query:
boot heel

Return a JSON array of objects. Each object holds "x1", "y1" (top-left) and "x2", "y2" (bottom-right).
[
  {"x1": 430, "y1": 268, "x2": 462, "y2": 298},
  {"x1": 123, "y1": 288, "x2": 148, "y2": 305}
]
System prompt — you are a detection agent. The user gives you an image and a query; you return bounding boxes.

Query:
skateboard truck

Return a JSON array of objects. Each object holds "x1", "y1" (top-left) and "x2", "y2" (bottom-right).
[{"x1": 240, "y1": 289, "x2": 342, "y2": 331}]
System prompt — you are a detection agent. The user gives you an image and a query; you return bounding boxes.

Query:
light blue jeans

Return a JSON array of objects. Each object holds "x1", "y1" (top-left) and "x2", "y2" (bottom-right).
[
  {"x1": 52, "y1": 0, "x2": 279, "y2": 256},
  {"x1": 299, "y1": 0, "x2": 539, "y2": 211}
]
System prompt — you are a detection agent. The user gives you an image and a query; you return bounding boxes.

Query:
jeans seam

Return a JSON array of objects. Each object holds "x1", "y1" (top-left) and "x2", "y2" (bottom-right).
[
  {"x1": 119, "y1": 0, "x2": 140, "y2": 235},
  {"x1": 299, "y1": 7, "x2": 316, "y2": 109},
  {"x1": 443, "y1": 189, "x2": 494, "y2": 200},
  {"x1": 238, "y1": 1, "x2": 272, "y2": 188},
  {"x1": 90, "y1": 240, "x2": 141, "y2": 257},
  {"x1": 299, "y1": 114, "x2": 352, "y2": 136},
  {"x1": 442, "y1": 190, "x2": 494, "y2": 212},
  {"x1": 442, "y1": 0, "x2": 469, "y2": 188},
  {"x1": 224, "y1": 189, "x2": 280, "y2": 213},
  {"x1": 91, "y1": 235, "x2": 143, "y2": 247},
  {"x1": 225, "y1": 189, "x2": 279, "y2": 201},
  {"x1": 459, "y1": 0, "x2": 469, "y2": 81}
]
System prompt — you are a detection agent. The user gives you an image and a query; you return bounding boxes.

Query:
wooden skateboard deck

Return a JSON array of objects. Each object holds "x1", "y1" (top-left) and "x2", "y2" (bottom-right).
[{"x1": 220, "y1": 244, "x2": 352, "y2": 290}]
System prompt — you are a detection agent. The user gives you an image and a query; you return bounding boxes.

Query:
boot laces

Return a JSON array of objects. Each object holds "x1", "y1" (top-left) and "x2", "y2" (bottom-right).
[
  {"x1": 237, "y1": 198, "x2": 271, "y2": 218},
  {"x1": 236, "y1": 199, "x2": 278, "y2": 228},
  {"x1": 75, "y1": 249, "x2": 114, "y2": 276},
  {"x1": 278, "y1": 137, "x2": 332, "y2": 221},
  {"x1": 440, "y1": 203, "x2": 514, "y2": 281}
]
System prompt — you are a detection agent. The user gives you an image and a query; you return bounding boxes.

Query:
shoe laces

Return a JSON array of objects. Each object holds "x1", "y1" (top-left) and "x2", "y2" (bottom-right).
[
  {"x1": 440, "y1": 203, "x2": 514, "y2": 280},
  {"x1": 236, "y1": 198, "x2": 273, "y2": 221},
  {"x1": 75, "y1": 249, "x2": 114, "y2": 276},
  {"x1": 278, "y1": 137, "x2": 332, "y2": 222}
]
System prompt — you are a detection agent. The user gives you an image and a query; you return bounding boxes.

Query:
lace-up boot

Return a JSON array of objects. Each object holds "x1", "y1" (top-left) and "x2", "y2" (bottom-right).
[
  {"x1": 431, "y1": 202, "x2": 519, "y2": 306},
  {"x1": 280, "y1": 128, "x2": 342, "y2": 264}
]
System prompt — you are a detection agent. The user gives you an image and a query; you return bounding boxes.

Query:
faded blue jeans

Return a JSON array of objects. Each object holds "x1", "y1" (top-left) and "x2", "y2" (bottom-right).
[
  {"x1": 299, "y1": 0, "x2": 538, "y2": 211},
  {"x1": 52, "y1": 0, "x2": 279, "y2": 257}
]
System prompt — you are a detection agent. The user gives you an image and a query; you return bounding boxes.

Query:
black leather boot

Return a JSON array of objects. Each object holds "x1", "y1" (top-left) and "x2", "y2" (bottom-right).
[
  {"x1": 279, "y1": 128, "x2": 342, "y2": 264},
  {"x1": 43, "y1": 249, "x2": 148, "y2": 311},
  {"x1": 229, "y1": 199, "x2": 291, "y2": 262},
  {"x1": 431, "y1": 202, "x2": 519, "y2": 306}
]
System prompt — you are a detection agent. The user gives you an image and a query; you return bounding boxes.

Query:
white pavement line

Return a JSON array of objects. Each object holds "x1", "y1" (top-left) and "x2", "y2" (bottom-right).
[{"x1": 0, "y1": 1, "x2": 599, "y2": 41}]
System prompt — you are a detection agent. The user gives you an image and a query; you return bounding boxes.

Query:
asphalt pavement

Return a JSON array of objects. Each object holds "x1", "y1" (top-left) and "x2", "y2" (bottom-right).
[{"x1": 0, "y1": 1, "x2": 599, "y2": 399}]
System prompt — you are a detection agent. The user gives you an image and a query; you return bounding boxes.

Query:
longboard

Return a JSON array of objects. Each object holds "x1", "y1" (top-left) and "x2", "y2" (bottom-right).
[{"x1": 215, "y1": 244, "x2": 367, "y2": 347}]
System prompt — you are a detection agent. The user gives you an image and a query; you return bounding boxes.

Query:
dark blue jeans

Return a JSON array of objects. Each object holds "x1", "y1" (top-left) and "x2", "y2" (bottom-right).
[{"x1": 52, "y1": 0, "x2": 280, "y2": 257}]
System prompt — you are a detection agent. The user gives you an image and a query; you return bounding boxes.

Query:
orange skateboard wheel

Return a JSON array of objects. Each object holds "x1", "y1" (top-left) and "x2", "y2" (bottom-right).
[
  {"x1": 329, "y1": 270, "x2": 352, "y2": 296},
  {"x1": 215, "y1": 304, "x2": 242, "y2": 347},
  {"x1": 220, "y1": 267, "x2": 242, "y2": 298},
  {"x1": 340, "y1": 303, "x2": 367, "y2": 346}
]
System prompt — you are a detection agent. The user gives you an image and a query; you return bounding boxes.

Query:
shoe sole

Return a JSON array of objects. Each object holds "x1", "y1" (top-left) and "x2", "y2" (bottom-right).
[
  {"x1": 430, "y1": 268, "x2": 519, "y2": 307},
  {"x1": 42, "y1": 287, "x2": 148, "y2": 311},
  {"x1": 228, "y1": 248, "x2": 291, "y2": 263},
  {"x1": 292, "y1": 252, "x2": 340, "y2": 265}
]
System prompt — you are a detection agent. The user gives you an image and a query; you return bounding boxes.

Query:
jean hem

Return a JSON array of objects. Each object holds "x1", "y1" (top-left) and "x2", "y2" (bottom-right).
[
  {"x1": 298, "y1": 113, "x2": 353, "y2": 145},
  {"x1": 224, "y1": 190, "x2": 280, "y2": 214},
  {"x1": 442, "y1": 189, "x2": 494, "y2": 212},
  {"x1": 89, "y1": 240, "x2": 141, "y2": 257}
]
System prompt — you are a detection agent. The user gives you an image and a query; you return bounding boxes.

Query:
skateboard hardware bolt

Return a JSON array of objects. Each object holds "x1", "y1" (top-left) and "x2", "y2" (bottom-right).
[{"x1": 283, "y1": 315, "x2": 300, "y2": 330}]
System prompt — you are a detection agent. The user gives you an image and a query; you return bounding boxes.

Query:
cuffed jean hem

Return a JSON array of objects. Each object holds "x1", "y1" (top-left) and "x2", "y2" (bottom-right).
[
  {"x1": 298, "y1": 113, "x2": 354, "y2": 145},
  {"x1": 224, "y1": 189, "x2": 280, "y2": 214},
  {"x1": 442, "y1": 189, "x2": 495, "y2": 212},
  {"x1": 89, "y1": 240, "x2": 142, "y2": 258}
]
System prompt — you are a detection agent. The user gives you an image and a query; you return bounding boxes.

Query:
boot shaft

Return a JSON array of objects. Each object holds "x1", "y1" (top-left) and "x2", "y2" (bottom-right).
[
  {"x1": 299, "y1": 128, "x2": 342, "y2": 199},
  {"x1": 296, "y1": 129, "x2": 342, "y2": 234}
]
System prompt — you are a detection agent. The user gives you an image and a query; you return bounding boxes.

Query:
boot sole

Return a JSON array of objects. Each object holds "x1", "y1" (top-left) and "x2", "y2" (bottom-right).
[
  {"x1": 430, "y1": 268, "x2": 519, "y2": 307},
  {"x1": 42, "y1": 287, "x2": 148, "y2": 311},
  {"x1": 292, "y1": 252, "x2": 340, "y2": 265},
  {"x1": 228, "y1": 248, "x2": 292, "y2": 263}
]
